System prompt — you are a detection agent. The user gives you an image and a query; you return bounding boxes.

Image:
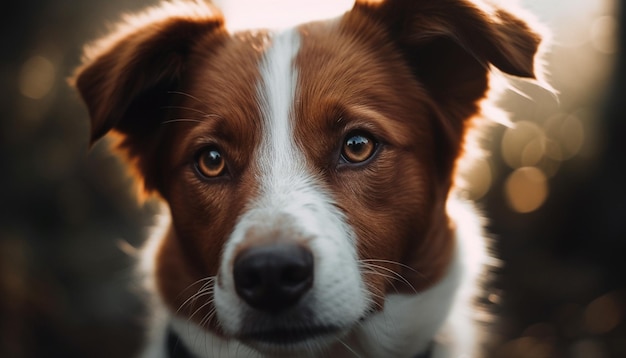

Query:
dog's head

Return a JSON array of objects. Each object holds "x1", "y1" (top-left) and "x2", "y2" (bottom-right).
[{"x1": 73, "y1": 0, "x2": 541, "y2": 353}]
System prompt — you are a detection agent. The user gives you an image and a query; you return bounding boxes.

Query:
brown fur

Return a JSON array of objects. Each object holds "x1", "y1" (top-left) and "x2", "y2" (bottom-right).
[{"x1": 72, "y1": 0, "x2": 541, "y2": 347}]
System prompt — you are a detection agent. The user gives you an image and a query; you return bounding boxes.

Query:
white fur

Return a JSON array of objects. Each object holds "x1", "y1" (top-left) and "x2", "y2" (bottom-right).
[{"x1": 213, "y1": 27, "x2": 369, "y2": 351}]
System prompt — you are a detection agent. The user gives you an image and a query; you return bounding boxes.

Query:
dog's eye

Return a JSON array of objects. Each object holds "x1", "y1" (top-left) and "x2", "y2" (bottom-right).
[
  {"x1": 341, "y1": 132, "x2": 377, "y2": 164},
  {"x1": 195, "y1": 147, "x2": 226, "y2": 178}
]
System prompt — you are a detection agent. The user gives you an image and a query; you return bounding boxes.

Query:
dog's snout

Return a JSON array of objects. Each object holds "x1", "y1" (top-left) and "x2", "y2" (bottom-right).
[{"x1": 233, "y1": 243, "x2": 314, "y2": 313}]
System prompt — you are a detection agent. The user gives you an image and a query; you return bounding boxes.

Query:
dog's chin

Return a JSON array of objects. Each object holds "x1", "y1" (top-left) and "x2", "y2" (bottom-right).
[{"x1": 237, "y1": 324, "x2": 348, "y2": 355}]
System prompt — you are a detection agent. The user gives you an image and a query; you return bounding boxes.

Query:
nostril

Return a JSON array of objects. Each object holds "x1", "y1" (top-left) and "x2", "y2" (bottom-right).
[
  {"x1": 283, "y1": 264, "x2": 311, "y2": 286},
  {"x1": 233, "y1": 243, "x2": 314, "y2": 313},
  {"x1": 236, "y1": 268, "x2": 261, "y2": 291}
]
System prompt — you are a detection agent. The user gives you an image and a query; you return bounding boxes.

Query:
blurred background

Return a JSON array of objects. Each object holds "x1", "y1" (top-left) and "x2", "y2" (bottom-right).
[{"x1": 1, "y1": 0, "x2": 624, "y2": 357}]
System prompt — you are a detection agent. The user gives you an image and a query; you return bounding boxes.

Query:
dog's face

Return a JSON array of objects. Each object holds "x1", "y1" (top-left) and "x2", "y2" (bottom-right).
[{"x1": 73, "y1": 0, "x2": 540, "y2": 354}]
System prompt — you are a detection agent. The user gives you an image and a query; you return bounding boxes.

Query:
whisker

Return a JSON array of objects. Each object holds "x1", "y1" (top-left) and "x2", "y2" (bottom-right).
[
  {"x1": 188, "y1": 299, "x2": 216, "y2": 323},
  {"x1": 337, "y1": 337, "x2": 363, "y2": 358},
  {"x1": 360, "y1": 263, "x2": 407, "y2": 291},
  {"x1": 363, "y1": 290, "x2": 387, "y2": 309},
  {"x1": 176, "y1": 277, "x2": 215, "y2": 301},
  {"x1": 360, "y1": 265, "x2": 397, "y2": 282},
  {"x1": 162, "y1": 105, "x2": 211, "y2": 116},
  {"x1": 162, "y1": 118, "x2": 207, "y2": 126},
  {"x1": 359, "y1": 262, "x2": 418, "y2": 294},
  {"x1": 203, "y1": 113, "x2": 226, "y2": 119},
  {"x1": 161, "y1": 112, "x2": 225, "y2": 126},
  {"x1": 176, "y1": 277, "x2": 216, "y2": 314},
  {"x1": 177, "y1": 289, "x2": 214, "y2": 316},
  {"x1": 199, "y1": 306, "x2": 217, "y2": 329},
  {"x1": 360, "y1": 266, "x2": 401, "y2": 293},
  {"x1": 168, "y1": 90, "x2": 206, "y2": 104},
  {"x1": 360, "y1": 258, "x2": 425, "y2": 277}
]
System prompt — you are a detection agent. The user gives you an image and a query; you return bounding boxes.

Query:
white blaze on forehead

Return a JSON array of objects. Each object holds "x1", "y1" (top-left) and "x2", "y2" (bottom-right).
[
  {"x1": 256, "y1": 28, "x2": 302, "y2": 185},
  {"x1": 253, "y1": 28, "x2": 330, "y2": 234}
]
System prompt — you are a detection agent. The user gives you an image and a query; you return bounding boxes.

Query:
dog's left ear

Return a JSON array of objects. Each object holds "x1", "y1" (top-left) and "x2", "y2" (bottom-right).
[
  {"x1": 354, "y1": 0, "x2": 542, "y2": 98},
  {"x1": 352, "y1": 0, "x2": 544, "y2": 178}
]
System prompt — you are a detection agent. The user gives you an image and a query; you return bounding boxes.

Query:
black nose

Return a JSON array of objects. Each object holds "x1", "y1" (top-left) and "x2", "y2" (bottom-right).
[{"x1": 233, "y1": 243, "x2": 314, "y2": 313}]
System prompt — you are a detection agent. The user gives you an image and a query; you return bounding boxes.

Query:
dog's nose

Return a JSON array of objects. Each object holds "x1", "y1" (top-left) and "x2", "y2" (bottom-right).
[{"x1": 233, "y1": 243, "x2": 314, "y2": 313}]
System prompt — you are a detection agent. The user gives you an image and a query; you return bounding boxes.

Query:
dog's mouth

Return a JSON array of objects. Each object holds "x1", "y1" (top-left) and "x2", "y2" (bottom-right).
[
  {"x1": 238, "y1": 324, "x2": 343, "y2": 349},
  {"x1": 232, "y1": 304, "x2": 376, "y2": 352}
]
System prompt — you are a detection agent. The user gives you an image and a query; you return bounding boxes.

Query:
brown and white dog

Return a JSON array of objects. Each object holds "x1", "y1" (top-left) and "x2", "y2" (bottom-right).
[{"x1": 72, "y1": 0, "x2": 544, "y2": 357}]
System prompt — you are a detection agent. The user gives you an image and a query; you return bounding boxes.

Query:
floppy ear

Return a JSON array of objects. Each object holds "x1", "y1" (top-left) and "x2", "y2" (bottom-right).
[
  {"x1": 352, "y1": 0, "x2": 544, "y2": 178},
  {"x1": 354, "y1": 0, "x2": 542, "y2": 99},
  {"x1": 70, "y1": 0, "x2": 226, "y2": 194}
]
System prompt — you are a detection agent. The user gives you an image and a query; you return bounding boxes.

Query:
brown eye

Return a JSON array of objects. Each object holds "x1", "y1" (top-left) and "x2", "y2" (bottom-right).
[
  {"x1": 341, "y1": 132, "x2": 377, "y2": 164},
  {"x1": 196, "y1": 147, "x2": 226, "y2": 178}
]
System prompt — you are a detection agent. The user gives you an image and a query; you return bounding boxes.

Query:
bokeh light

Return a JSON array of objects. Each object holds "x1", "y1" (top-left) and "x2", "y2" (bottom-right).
[
  {"x1": 590, "y1": 15, "x2": 618, "y2": 54},
  {"x1": 543, "y1": 113, "x2": 585, "y2": 161},
  {"x1": 18, "y1": 55, "x2": 56, "y2": 100},
  {"x1": 495, "y1": 335, "x2": 555, "y2": 358},
  {"x1": 584, "y1": 291, "x2": 624, "y2": 335},
  {"x1": 463, "y1": 157, "x2": 493, "y2": 200},
  {"x1": 497, "y1": 112, "x2": 586, "y2": 213},
  {"x1": 501, "y1": 121, "x2": 546, "y2": 169},
  {"x1": 571, "y1": 339, "x2": 608, "y2": 358},
  {"x1": 504, "y1": 166, "x2": 548, "y2": 213}
]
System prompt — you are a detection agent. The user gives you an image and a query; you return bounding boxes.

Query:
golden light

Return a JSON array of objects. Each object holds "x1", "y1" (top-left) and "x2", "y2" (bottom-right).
[
  {"x1": 504, "y1": 167, "x2": 548, "y2": 213},
  {"x1": 584, "y1": 291, "x2": 624, "y2": 335},
  {"x1": 522, "y1": 322, "x2": 557, "y2": 340},
  {"x1": 590, "y1": 15, "x2": 617, "y2": 54},
  {"x1": 495, "y1": 336, "x2": 553, "y2": 358},
  {"x1": 462, "y1": 157, "x2": 493, "y2": 200},
  {"x1": 544, "y1": 113, "x2": 585, "y2": 160},
  {"x1": 214, "y1": 0, "x2": 354, "y2": 32},
  {"x1": 521, "y1": 137, "x2": 545, "y2": 168},
  {"x1": 571, "y1": 340, "x2": 608, "y2": 358},
  {"x1": 18, "y1": 55, "x2": 56, "y2": 100},
  {"x1": 501, "y1": 121, "x2": 546, "y2": 169},
  {"x1": 543, "y1": 137, "x2": 564, "y2": 162}
]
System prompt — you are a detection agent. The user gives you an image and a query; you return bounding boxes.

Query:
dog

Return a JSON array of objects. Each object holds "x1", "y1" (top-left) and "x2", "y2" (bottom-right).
[{"x1": 72, "y1": 0, "x2": 544, "y2": 356}]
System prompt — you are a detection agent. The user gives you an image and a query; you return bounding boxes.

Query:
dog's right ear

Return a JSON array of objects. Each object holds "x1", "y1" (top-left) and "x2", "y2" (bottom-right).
[{"x1": 70, "y1": 0, "x2": 225, "y2": 193}]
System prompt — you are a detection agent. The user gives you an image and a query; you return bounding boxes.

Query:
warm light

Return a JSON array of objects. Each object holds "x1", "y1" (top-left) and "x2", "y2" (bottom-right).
[
  {"x1": 544, "y1": 113, "x2": 585, "y2": 160},
  {"x1": 495, "y1": 336, "x2": 554, "y2": 358},
  {"x1": 504, "y1": 167, "x2": 548, "y2": 213},
  {"x1": 19, "y1": 55, "x2": 56, "y2": 100},
  {"x1": 543, "y1": 137, "x2": 564, "y2": 162},
  {"x1": 501, "y1": 121, "x2": 546, "y2": 169},
  {"x1": 584, "y1": 291, "x2": 624, "y2": 335},
  {"x1": 488, "y1": 292, "x2": 501, "y2": 304},
  {"x1": 590, "y1": 15, "x2": 617, "y2": 54},
  {"x1": 462, "y1": 157, "x2": 492, "y2": 200},
  {"x1": 571, "y1": 340, "x2": 608, "y2": 358},
  {"x1": 521, "y1": 137, "x2": 545, "y2": 168},
  {"x1": 213, "y1": 0, "x2": 354, "y2": 32}
]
